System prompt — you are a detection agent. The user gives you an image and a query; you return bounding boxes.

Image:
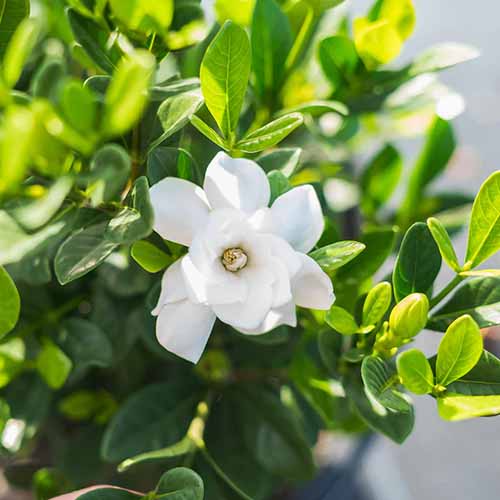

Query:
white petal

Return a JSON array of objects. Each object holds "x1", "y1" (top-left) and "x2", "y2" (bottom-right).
[
  {"x1": 237, "y1": 300, "x2": 297, "y2": 335},
  {"x1": 181, "y1": 255, "x2": 208, "y2": 304},
  {"x1": 270, "y1": 257, "x2": 292, "y2": 308},
  {"x1": 149, "y1": 178, "x2": 210, "y2": 246},
  {"x1": 292, "y1": 254, "x2": 334, "y2": 310},
  {"x1": 152, "y1": 259, "x2": 187, "y2": 315},
  {"x1": 270, "y1": 185, "x2": 324, "y2": 253},
  {"x1": 212, "y1": 278, "x2": 273, "y2": 330},
  {"x1": 156, "y1": 300, "x2": 216, "y2": 363},
  {"x1": 204, "y1": 152, "x2": 270, "y2": 213},
  {"x1": 265, "y1": 234, "x2": 302, "y2": 278}
]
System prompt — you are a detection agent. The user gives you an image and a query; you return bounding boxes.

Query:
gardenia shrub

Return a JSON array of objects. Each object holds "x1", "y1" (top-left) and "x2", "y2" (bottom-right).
[{"x1": 0, "y1": 0, "x2": 499, "y2": 499}]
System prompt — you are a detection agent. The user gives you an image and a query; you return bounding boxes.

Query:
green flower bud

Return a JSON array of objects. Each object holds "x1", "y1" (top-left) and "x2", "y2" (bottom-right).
[{"x1": 389, "y1": 293, "x2": 429, "y2": 340}]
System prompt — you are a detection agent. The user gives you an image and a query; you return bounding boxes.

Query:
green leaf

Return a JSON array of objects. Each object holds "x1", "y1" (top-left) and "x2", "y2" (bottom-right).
[
  {"x1": 31, "y1": 58, "x2": 66, "y2": 101},
  {"x1": 155, "y1": 467, "x2": 204, "y2": 499},
  {"x1": 189, "y1": 115, "x2": 228, "y2": 150},
  {"x1": 336, "y1": 226, "x2": 397, "y2": 283},
  {"x1": 393, "y1": 222, "x2": 442, "y2": 302},
  {"x1": 0, "y1": 0, "x2": 29, "y2": 58},
  {"x1": 2, "y1": 18, "x2": 40, "y2": 88},
  {"x1": 101, "y1": 381, "x2": 199, "y2": 462},
  {"x1": 54, "y1": 223, "x2": 118, "y2": 285},
  {"x1": 257, "y1": 148, "x2": 301, "y2": 177},
  {"x1": 36, "y1": 340, "x2": 73, "y2": 390},
  {"x1": 237, "y1": 386, "x2": 315, "y2": 481},
  {"x1": 0, "y1": 338, "x2": 24, "y2": 388},
  {"x1": 360, "y1": 144, "x2": 402, "y2": 216},
  {"x1": 437, "y1": 394, "x2": 500, "y2": 422},
  {"x1": 131, "y1": 240, "x2": 171, "y2": 273},
  {"x1": 235, "y1": 113, "x2": 303, "y2": 153},
  {"x1": 67, "y1": 8, "x2": 122, "y2": 74},
  {"x1": 465, "y1": 171, "x2": 500, "y2": 268},
  {"x1": 460, "y1": 269, "x2": 500, "y2": 278},
  {"x1": 11, "y1": 177, "x2": 73, "y2": 230},
  {"x1": 344, "y1": 369, "x2": 414, "y2": 444},
  {"x1": 400, "y1": 117, "x2": 456, "y2": 222},
  {"x1": 152, "y1": 91, "x2": 204, "y2": 150},
  {"x1": 0, "y1": 267, "x2": 20, "y2": 338},
  {"x1": 389, "y1": 293, "x2": 429, "y2": 340},
  {"x1": 427, "y1": 217, "x2": 460, "y2": 272},
  {"x1": 251, "y1": 0, "x2": 292, "y2": 98},
  {"x1": 429, "y1": 277, "x2": 500, "y2": 331},
  {"x1": 109, "y1": 0, "x2": 174, "y2": 35},
  {"x1": 279, "y1": 100, "x2": 348, "y2": 117},
  {"x1": 103, "y1": 50, "x2": 156, "y2": 137},
  {"x1": 445, "y1": 351, "x2": 500, "y2": 397},
  {"x1": 361, "y1": 355, "x2": 411, "y2": 412},
  {"x1": 397, "y1": 348, "x2": 434, "y2": 395},
  {"x1": 408, "y1": 43, "x2": 479, "y2": 77},
  {"x1": 267, "y1": 170, "x2": 291, "y2": 204},
  {"x1": 318, "y1": 36, "x2": 358, "y2": 91},
  {"x1": 436, "y1": 315, "x2": 483, "y2": 386},
  {"x1": 362, "y1": 281, "x2": 392, "y2": 326},
  {"x1": 326, "y1": 306, "x2": 359, "y2": 335},
  {"x1": 0, "y1": 105, "x2": 35, "y2": 195},
  {"x1": 59, "y1": 79, "x2": 98, "y2": 133},
  {"x1": 74, "y1": 489, "x2": 141, "y2": 500},
  {"x1": 88, "y1": 144, "x2": 131, "y2": 204},
  {"x1": 59, "y1": 318, "x2": 113, "y2": 373},
  {"x1": 310, "y1": 241, "x2": 365, "y2": 274},
  {"x1": 200, "y1": 21, "x2": 251, "y2": 139},
  {"x1": 106, "y1": 177, "x2": 153, "y2": 244}
]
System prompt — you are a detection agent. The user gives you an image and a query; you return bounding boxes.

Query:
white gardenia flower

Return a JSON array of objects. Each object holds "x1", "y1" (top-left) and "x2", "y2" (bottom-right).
[{"x1": 149, "y1": 152, "x2": 335, "y2": 363}]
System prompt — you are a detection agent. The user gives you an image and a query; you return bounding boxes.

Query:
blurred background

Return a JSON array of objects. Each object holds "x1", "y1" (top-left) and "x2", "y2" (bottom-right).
[{"x1": 351, "y1": 1, "x2": 500, "y2": 499}]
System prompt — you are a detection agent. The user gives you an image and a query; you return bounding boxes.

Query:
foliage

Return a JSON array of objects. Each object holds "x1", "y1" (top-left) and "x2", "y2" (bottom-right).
[{"x1": 0, "y1": 0, "x2": 498, "y2": 498}]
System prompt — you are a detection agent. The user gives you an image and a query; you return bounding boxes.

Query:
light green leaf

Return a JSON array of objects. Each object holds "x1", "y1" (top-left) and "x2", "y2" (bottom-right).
[
  {"x1": 375, "y1": 0, "x2": 415, "y2": 40},
  {"x1": 36, "y1": 341, "x2": 73, "y2": 390},
  {"x1": 326, "y1": 306, "x2": 359, "y2": 335},
  {"x1": 408, "y1": 43, "x2": 479, "y2": 77},
  {"x1": 59, "y1": 79, "x2": 98, "y2": 133},
  {"x1": 0, "y1": 267, "x2": 20, "y2": 338},
  {"x1": 155, "y1": 467, "x2": 204, "y2": 499},
  {"x1": 397, "y1": 349, "x2": 434, "y2": 395},
  {"x1": 436, "y1": 315, "x2": 483, "y2": 386},
  {"x1": 389, "y1": 293, "x2": 429, "y2": 340},
  {"x1": 310, "y1": 241, "x2": 365, "y2": 274},
  {"x1": 101, "y1": 381, "x2": 199, "y2": 462},
  {"x1": 361, "y1": 355, "x2": 411, "y2": 412},
  {"x1": 12, "y1": 177, "x2": 73, "y2": 230},
  {"x1": 393, "y1": 222, "x2": 442, "y2": 302},
  {"x1": 460, "y1": 269, "x2": 500, "y2": 278},
  {"x1": 318, "y1": 36, "x2": 358, "y2": 91},
  {"x1": 200, "y1": 21, "x2": 251, "y2": 140},
  {"x1": 109, "y1": 0, "x2": 174, "y2": 34},
  {"x1": 278, "y1": 100, "x2": 348, "y2": 117},
  {"x1": 189, "y1": 115, "x2": 229, "y2": 150},
  {"x1": 106, "y1": 177, "x2": 154, "y2": 244},
  {"x1": 0, "y1": 0, "x2": 29, "y2": 58},
  {"x1": 437, "y1": 394, "x2": 500, "y2": 421},
  {"x1": 429, "y1": 277, "x2": 500, "y2": 331},
  {"x1": 67, "y1": 8, "x2": 123, "y2": 74},
  {"x1": 360, "y1": 144, "x2": 402, "y2": 216},
  {"x1": 465, "y1": 171, "x2": 500, "y2": 268},
  {"x1": 103, "y1": 50, "x2": 156, "y2": 137},
  {"x1": 2, "y1": 18, "x2": 40, "y2": 88},
  {"x1": 54, "y1": 223, "x2": 118, "y2": 285},
  {"x1": 427, "y1": 217, "x2": 460, "y2": 272},
  {"x1": 214, "y1": 0, "x2": 255, "y2": 26},
  {"x1": 131, "y1": 240, "x2": 172, "y2": 273},
  {"x1": 251, "y1": 0, "x2": 292, "y2": 98},
  {"x1": 151, "y1": 91, "x2": 204, "y2": 151},
  {"x1": 235, "y1": 113, "x2": 303, "y2": 153},
  {"x1": 362, "y1": 281, "x2": 392, "y2": 326}
]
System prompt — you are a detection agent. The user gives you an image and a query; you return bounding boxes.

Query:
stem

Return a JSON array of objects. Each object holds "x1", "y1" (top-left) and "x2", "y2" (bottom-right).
[
  {"x1": 200, "y1": 447, "x2": 253, "y2": 500},
  {"x1": 284, "y1": 7, "x2": 316, "y2": 75},
  {"x1": 430, "y1": 275, "x2": 464, "y2": 308}
]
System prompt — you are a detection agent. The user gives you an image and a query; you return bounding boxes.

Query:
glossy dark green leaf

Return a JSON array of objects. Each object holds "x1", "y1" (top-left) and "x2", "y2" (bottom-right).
[
  {"x1": 360, "y1": 144, "x2": 402, "y2": 216},
  {"x1": 268, "y1": 170, "x2": 291, "y2": 204},
  {"x1": 106, "y1": 177, "x2": 154, "y2": 244},
  {"x1": 101, "y1": 382, "x2": 199, "y2": 462},
  {"x1": 55, "y1": 223, "x2": 118, "y2": 285},
  {"x1": 75, "y1": 488, "x2": 141, "y2": 500},
  {"x1": 235, "y1": 113, "x2": 303, "y2": 153},
  {"x1": 0, "y1": 266, "x2": 20, "y2": 338},
  {"x1": 155, "y1": 467, "x2": 204, "y2": 499},
  {"x1": 429, "y1": 277, "x2": 500, "y2": 331},
  {"x1": 310, "y1": 241, "x2": 365, "y2": 274},
  {"x1": 319, "y1": 36, "x2": 358, "y2": 90},
  {"x1": 393, "y1": 222, "x2": 441, "y2": 302},
  {"x1": 257, "y1": 148, "x2": 301, "y2": 177},
  {"x1": 31, "y1": 58, "x2": 66, "y2": 101},
  {"x1": 251, "y1": 0, "x2": 292, "y2": 98}
]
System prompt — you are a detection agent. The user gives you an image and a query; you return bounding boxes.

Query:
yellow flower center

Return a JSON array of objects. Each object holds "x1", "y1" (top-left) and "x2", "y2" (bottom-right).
[{"x1": 222, "y1": 247, "x2": 248, "y2": 272}]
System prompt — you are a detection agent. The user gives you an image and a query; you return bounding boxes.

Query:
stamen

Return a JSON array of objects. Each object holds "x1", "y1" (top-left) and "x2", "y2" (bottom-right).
[{"x1": 222, "y1": 247, "x2": 248, "y2": 272}]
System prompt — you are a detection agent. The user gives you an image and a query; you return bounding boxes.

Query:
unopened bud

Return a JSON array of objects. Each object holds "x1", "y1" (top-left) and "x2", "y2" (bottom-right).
[{"x1": 389, "y1": 293, "x2": 429, "y2": 340}]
